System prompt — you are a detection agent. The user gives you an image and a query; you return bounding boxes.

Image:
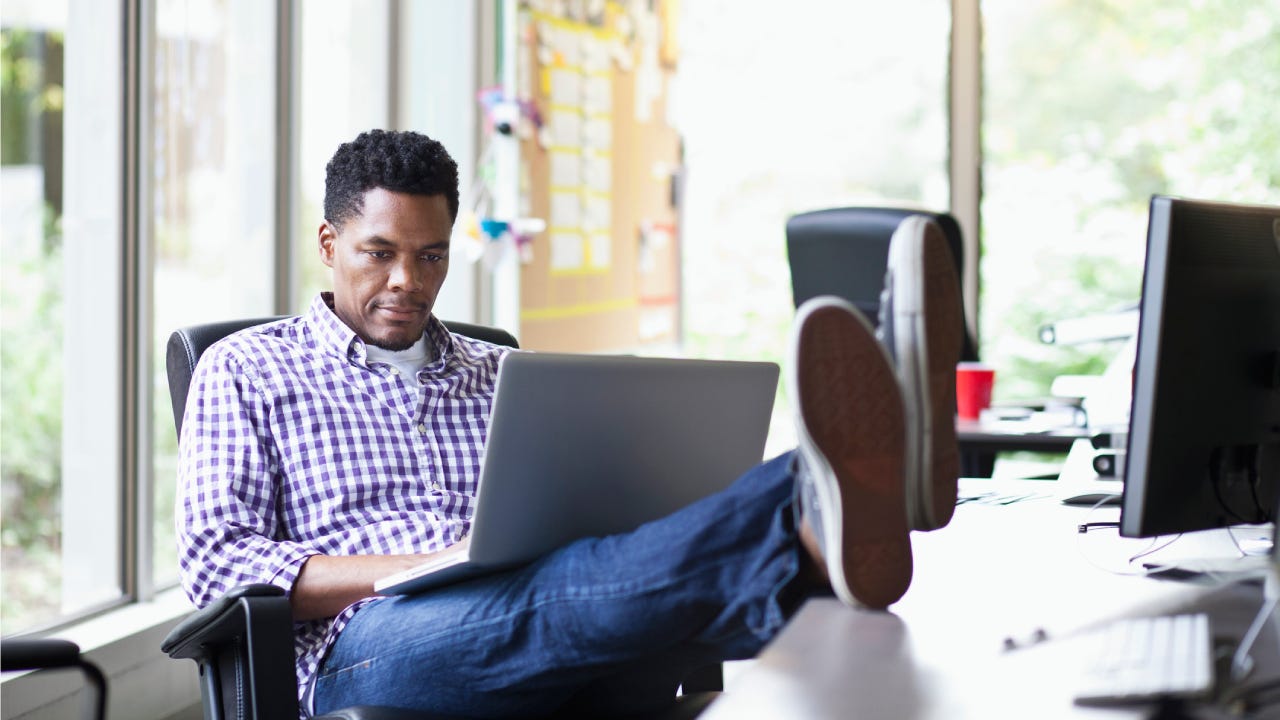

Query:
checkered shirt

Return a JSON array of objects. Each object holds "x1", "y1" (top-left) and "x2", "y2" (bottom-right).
[{"x1": 176, "y1": 292, "x2": 509, "y2": 713}]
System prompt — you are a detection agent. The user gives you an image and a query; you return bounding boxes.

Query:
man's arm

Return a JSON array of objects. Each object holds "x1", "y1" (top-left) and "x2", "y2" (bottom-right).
[
  {"x1": 291, "y1": 554, "x2": 425, "y2": 620},
  {"x1": 291, "y1": 539, "x2": 472, "y2": 620}
]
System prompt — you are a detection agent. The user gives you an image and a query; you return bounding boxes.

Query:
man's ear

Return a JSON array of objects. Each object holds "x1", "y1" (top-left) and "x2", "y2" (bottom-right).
[{"x1": 318, "y1": 221, "x2": 337, "y2": 268}]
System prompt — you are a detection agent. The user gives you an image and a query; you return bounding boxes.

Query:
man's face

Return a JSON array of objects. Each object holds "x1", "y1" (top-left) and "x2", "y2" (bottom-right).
[{"x1": 319, "y1": 188, "x2": 452, "y2": 351}]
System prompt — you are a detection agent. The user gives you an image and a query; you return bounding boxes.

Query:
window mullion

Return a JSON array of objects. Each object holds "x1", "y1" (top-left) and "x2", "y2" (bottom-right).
[{"x1": 949, "y1": 0, "x2": 982, "y2": 342}]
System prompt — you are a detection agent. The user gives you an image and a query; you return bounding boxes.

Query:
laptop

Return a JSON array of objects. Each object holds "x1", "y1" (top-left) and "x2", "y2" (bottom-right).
[{"x1": 374, "y1": 351, "x2": 779, "y2": 595}]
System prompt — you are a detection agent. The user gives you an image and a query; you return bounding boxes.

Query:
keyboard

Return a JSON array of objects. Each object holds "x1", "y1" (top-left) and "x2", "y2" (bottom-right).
[{"x1": 1074, "y1": 613, "x2": 1215, "y2": 706}]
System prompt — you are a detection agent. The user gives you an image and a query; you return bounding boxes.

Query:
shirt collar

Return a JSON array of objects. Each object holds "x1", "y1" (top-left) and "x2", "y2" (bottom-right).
[{"x1": 307, "y1": 292, "x2": 455, "y2": 369}]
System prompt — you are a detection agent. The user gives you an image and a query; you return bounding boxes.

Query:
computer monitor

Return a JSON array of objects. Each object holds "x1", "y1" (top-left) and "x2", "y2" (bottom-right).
[{"x1": 1120, "y1": 195, "x2": 1280, "y2": 538}]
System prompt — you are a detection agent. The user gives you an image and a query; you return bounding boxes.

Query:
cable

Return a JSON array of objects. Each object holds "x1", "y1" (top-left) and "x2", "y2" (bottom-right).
[
  {"x1": 1072, "y1": 515, "x2": 1177, "y2": 577},
  {"x1": 1128, "y1": 535, "x2": 1184, "y2": 563},
  {"x1": 1209, "y1": 446, "x2": 1270, "y2": 526},
  {"x1": 1078, "y1": 521, "x2": 1120, "y2": 533}
]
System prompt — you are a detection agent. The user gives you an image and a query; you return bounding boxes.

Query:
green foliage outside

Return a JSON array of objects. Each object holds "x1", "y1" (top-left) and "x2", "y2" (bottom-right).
[
  {"x1": 1, "y1": 27, "x2": 66, "y2": 634},
  {"x1": 1, "y1": 207, "x2": 65, "y2": 634},
  {"x1": 981, "y1": 0, "x2": 1280, "y2": 402}
]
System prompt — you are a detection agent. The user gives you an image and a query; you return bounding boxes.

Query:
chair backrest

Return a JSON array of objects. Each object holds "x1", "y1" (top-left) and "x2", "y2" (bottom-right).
[
  {"x1": 785, "y1": 206, "x2": 979, "y2": 362},
  {"x1": 166, "y1": 316, "x2": 519, "y2": 435}
]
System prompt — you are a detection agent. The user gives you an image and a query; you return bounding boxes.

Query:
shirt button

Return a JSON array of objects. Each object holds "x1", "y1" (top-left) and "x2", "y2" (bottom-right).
[
  {"x1": 389, "y1": 367, "x2": 400, "y2": 375},
  {"x1": 431, "y1": 481, "x2": 442, "y2": 490},
  {"x1": 416, "y1": 423, "x2": 427, "y2": 435}
]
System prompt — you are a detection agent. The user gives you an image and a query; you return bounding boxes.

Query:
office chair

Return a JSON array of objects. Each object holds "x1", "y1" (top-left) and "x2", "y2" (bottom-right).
[
  {"x1": 160, "y1": 316, "x2": 720, "y2": 720},
  {"x1": 1, "y1": 637, "x2": 107, "y2": 720},
  {"x1": 785, "y1": 206, "x2": 979, "y2": 363},
  {"x1": 787, "y1": 207, "x2": 995, "y2": 474}
]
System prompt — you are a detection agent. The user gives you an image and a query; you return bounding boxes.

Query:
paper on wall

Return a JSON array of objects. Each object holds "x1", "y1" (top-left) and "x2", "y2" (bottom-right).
[
  {"x1": 584, "y1": 195, "x2": 610, "y2": 232},
  {"x1": 549, "y1": 150, "x2": 582, "y2": 188},
  {"x1": 582, "y1": 75, "x2": 612, "y2": 114},
  {"x1": 549, "y1": 109, "x2": 583, "y2": 147},
  {"x1": 583, "y1": 155, "x2": 611, "y2": 192},
  {"x1": 550, "y1": 190, "x2": 582, "y2": 229},
  {"x1": 550, "y1": 68, "x2": 582, "y2": 105},
  {"x1": 588, "y1": 231, "x2": 612, "y2": 269},
  {"x1": 583, "y1": 116, "x2": 611, "y2": 148},
  {"x1": 550, "y1": 232, "x2": 585, "y2": 271}
]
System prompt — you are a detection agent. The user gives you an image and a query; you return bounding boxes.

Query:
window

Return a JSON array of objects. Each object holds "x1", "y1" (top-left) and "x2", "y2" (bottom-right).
[
  {"x1": 1, "y1": 0, "x2": 283, "y2": 634},
  {"x1": 1, "y1": 0, "x2": 125, "y2": 635},
  {"x1": 981, "y1": 0, "x2": 1280, "y2": 403},
  {"x1": 148, "y1": 0, "x2": 278, "y2": 590},
  {"x1": 1, "y1": 1, "x2": 72, "y2": 635},
  {"x1": 293, "y1": 0, "x2": 391, "y2": 309},
  {"x1": 674, "y1": 0, "x2": 951, "y2": 454},
  {"x1": 0, "y1": 0, "x2": 465, "y2": 640}
]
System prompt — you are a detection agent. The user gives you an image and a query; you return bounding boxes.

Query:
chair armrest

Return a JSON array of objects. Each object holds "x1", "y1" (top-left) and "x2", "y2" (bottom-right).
[
  {"x1": 161, "y1": 584, "x2": 299, "y2": 719},
  {"x1": 1, "y1": 638, "x2": 108, "y2": 720},
  {"x1": 1, "y1": 638, "x2": 84, "y2": 670},
  {"x1": 161, "y1": 584, "x2": 291, "y2": 659}
]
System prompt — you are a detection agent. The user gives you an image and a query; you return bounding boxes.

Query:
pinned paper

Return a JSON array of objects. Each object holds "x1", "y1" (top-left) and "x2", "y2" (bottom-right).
[
  {"x1": 550, "y1": 151, "x2": 582, "y2": 187},
  {"x1": 510, "y1": 217, "x2": 547, "y2": 236},
  {"x1": 588, "y1": 232, "x2": 611, "y2": 269},
  {"x1": 549, "y1": 69, "x2": 582, "y2": 104},
  {"x1": 549, "y1": 109, "x2": 583, "y2": 146},
  {"x1": 550, "y1": 232, "x2": 585, "y2": 270},
  {"x1": 610, "y1": 40, "x2": 634, "y2": 71},
  {"x1": 525, "y1": 7, "x2": 617, "y2": 275},
  {"x1": 550, "y1": 191, "x2": 582, "y2": 228}
]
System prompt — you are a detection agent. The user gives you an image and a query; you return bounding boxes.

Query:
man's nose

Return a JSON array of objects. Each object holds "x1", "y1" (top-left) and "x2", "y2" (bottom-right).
[{"x1": 388, "y1": 258, "x2": 424, "y2": 292}]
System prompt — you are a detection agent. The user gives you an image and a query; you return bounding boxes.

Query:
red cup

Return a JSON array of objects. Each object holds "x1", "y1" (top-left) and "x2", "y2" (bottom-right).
[{"x1": 955, "y1": 363, "x2": 995, "y2": 420}]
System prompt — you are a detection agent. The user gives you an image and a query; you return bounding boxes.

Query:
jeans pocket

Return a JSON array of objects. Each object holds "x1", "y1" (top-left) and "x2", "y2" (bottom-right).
[{"x1": 314, "y1": 656, "x2": 376, "y2": 712}]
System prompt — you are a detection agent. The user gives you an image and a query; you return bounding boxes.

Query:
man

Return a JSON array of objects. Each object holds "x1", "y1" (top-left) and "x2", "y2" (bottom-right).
[{"x1": 177, "y1": 129, "x2": 963, "y2": 717}]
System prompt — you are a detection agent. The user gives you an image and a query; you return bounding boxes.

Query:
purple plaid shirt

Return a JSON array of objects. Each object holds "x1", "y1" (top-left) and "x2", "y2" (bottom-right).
[{"x1": 176, "y1": 292, "x2": 509, "y2": 712}]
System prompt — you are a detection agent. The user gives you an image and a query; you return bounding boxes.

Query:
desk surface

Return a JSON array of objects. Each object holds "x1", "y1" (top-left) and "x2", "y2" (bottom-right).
[
  {"x1": 956, "y1": 418, "x2": 1092, "y2": 450},
  {"x1": 956, "y1": 419, "x2": 1094, "y2": 479},
  {"x1": 702, "y1": 479, "x2": 1279, "y2": 719}
]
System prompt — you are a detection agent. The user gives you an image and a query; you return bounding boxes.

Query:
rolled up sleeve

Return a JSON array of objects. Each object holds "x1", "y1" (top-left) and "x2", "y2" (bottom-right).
[{"x1": 176, "y1": 344, "x2": 317, "y2": 608}]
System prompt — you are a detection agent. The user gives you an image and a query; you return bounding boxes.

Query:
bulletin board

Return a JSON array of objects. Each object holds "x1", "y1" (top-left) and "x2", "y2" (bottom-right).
[{"x1": 514, "y1": 1, "x2": 682, "y2": 352}]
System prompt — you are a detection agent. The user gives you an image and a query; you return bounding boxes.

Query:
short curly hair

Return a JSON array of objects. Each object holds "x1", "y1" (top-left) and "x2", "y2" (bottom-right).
[{"x1": 324, "y1": 129, "x2": 460, "y2": 228}]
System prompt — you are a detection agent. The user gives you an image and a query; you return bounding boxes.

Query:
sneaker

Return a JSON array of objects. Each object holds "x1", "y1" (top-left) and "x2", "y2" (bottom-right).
[
  {"x1": 878, "y1": 215, "x2": 964, "y2": 531},
  {"x1": 789, "y1": 296, "x2": 912, "y2": 610}
]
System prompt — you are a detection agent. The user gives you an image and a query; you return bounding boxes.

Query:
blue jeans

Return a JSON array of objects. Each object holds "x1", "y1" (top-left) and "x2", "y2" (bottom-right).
[{"x1": 313, "y1": 452, "x2": 807, "y2": 718}]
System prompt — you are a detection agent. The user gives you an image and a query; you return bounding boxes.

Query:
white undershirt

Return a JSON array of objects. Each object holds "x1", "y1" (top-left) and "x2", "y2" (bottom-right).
[{"x1": 364, "y1": 335, "x2": 433, "y2": 382}]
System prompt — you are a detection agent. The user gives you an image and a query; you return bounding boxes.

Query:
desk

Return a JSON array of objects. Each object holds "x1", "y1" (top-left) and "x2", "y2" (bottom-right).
[
  {"x1": 958, "y1": 418, "x2": 1093, "y2": 477},
  {"x1": 702, "y1": 480, "x2": 1280, "y2": 719}
]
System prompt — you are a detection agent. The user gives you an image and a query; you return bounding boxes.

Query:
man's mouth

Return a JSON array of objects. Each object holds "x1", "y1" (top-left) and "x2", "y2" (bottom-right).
[{"x1": 374, "y1": 303, "x2": 427, "y2": 321}]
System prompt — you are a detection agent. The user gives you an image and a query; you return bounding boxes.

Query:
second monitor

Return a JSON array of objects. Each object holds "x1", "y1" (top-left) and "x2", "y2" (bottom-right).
[{"x1": 1121, "y1": 195, "x2": 1280, "y2": 538}]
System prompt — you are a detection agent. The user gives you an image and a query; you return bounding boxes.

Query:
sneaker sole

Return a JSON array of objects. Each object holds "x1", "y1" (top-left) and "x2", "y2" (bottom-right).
[
  {"x1": 791, "y1": 299, "x2": 912, "y2": 609},
  {"x1": 888, "y1": 217, "x2": 963, "y2": 530}
]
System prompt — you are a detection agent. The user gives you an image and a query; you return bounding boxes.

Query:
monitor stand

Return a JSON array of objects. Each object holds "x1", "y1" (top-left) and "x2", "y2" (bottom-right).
[{"x1": 1227, "y1": 557, "x2": 1279, "y2": 685}]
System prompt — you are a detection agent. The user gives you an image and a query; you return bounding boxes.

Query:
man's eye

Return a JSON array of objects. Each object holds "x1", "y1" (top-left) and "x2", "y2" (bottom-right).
[{"x1": 368, "y1": 251, "x2": 391, "y2": 259}]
